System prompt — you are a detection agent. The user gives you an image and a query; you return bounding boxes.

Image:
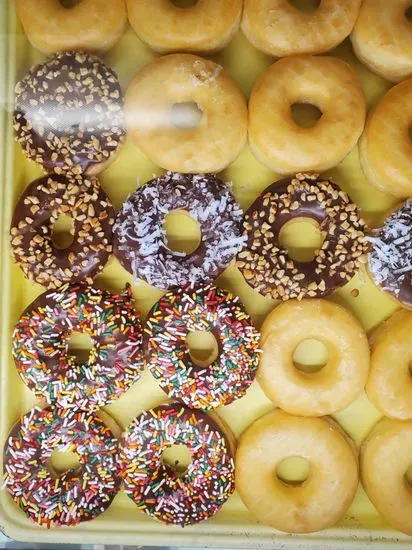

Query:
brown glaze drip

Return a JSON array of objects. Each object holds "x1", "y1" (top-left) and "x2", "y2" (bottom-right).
[
  {"x1": 237, "y1": 173, "x2": 368, "y2": 301},
  {"x1": 14, "y1": 51, "x2": 125, "y2": 174},
  {"x1": 10, "y1": 174, "x2": 115, "y2": 288}
]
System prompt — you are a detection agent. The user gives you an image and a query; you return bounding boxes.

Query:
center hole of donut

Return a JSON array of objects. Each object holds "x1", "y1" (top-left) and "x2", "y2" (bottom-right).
[
  {"x1": 164, "y1": 210, "x2": 201, "y2": 255},
  {"x1": 186, "y1": 331, "x2": 219, "y2": 367},
  {"x1": 405, "y1": 6, "x2": 412, "y2": 21},
  {"x1": 291, "y1": 103, "x2": 323, "y2": 129},
  {"x1": 51, "y1": 214, "x2": 75, "y2": 250},
  {"x1": 287, "y1": 0, "x2": 321, "y2": 12},
  {"x1": 49, "y1": 450, "x2": 81, "y2": 477},
  {"x1": 279, "y1": 217, "x2": 324, "y2": 263},
  {"x1": 162, "y1": 444, "x2": 192, "y2": 475},
  {"x1": 67, "y1": 331, "x2": 94, "y2": 364},
  {"x1": 59, "y1": 0, "x2": 82, "y2": 8},
  {"x1": 293, "y1": 339, "x2": 328, "y2": 373},
  {"x1": 409, "y1": 125, "x2": 412, "y2": 143},
  {"x1": 170, "y1": 102, "x2": 203, "y2": 129},
  {"x1": 171, "y1": 0, "x2": 198, "y2": 8},
  {"x1": 276, "y1": 456, "x2": 310, "y2": 486}
]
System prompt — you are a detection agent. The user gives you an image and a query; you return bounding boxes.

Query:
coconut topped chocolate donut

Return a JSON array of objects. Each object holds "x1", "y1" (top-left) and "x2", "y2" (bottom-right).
[
  {"x1": 237, "y1": 173, "x2": 368, "y2": 300},
  {"x1": 368, "y1": 201, "x2": 412, "y2": 309},
  {"x1": 14, "y1": 51, "x2": 125, "y2": 175},
  {"x1": 113, "y1": 172, "x2": 245, "y2": 290}
]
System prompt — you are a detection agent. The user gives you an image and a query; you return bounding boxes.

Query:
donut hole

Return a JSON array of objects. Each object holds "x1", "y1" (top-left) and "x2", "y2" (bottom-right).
[
  {"x1": 408, "y1": 125, "x2": 412, "y2": 143},
  {"x1": 293, "y1": 339, "x2": 329, "y2": 373},
  {"x1": 287, "y1": 0, "x2": 321, "y2": 12},
  {"x1": 67, "y1": 331, "x2": 94, "y2": 364},
  {"x1": 48, "y1": 450, "x2": 81, "y2": 478},
  {"x1": 405, "y1": 6, "x2": 412, "y2": 22},
  {"x1": 164, "y1": 210, "x2": 201, "y2": 255},
  {"x1": 276, "y1": 456, "x2": 311, "y2": 486},
  {"x1": 186, "y1": 330, "x2": 219, "y2": 367},
  {"x1": 291, "y1": 102, "x2": 323, "y2": 129},
  {"x1": 51, "y1": 213, "x2": 75, "y2": 250},
  {"x1": 60, "y1": 0, "x2": 82, "y2": 8},
  {"x1": 170, "y1": 102, "x2": 203, "y2": 129},
  {"x1": 162, "y1": 444, "x2": 192, "y2": 475},
  {"x1": 279, "y1": 217, "x2": 324, "y2": 263}
]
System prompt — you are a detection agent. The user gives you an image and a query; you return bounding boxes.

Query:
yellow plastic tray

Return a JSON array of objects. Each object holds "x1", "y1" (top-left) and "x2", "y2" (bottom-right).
[{"x1": 0, "y1": 0, "x2": 411, "y2": 546}]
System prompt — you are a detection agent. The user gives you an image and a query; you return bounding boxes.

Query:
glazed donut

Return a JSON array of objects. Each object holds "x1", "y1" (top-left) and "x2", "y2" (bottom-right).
[
  {"x1": 14, "y1": 51, "x2": 125, "y2": 175},
  {"x1": 351, "y1": 0, "x2": 412, "y2": 82},
  {"x1": 359, "y1": 79, "x2": 412, "y2": 198},
  {"x1": 236, "y1": 410, "x2": 359, "y2": 533},
  {"x1": 248, "y1": 55, "x2": 366, "y2": 174},
  {"x1": 145, "y1": 283, "x2": 260, "y2": 411},
  {"x1": 237, "y1": 173, "x2": 368, "y2": 301},
  {"x1": 126, "y1": 0, "x2": 242, "y2": 54},
  {"x1": 10, "y1": 174, "x2": 115, "y2": 289},
  {"x1": 367, "y1": 201, "x2": 412, "y2": 308},
  {"x1": 119, "y1": 402, "x2": 235, "y2": 526},
  {"x1": 361, "y1": 417, "x2": 412, "y2": 535},
  {"x1": 258, "y1": 299, "x2": 369, "y2": 416},
  {"x1": 242, "y1": 0, "x2": 362, "y2": 57},
  {"x1": 15, "y1": 0, "x2": 127, "y2": 55},
  {"x1": 113, "y1": 172, "x2": 245, "y2": 290},
  {"x1": 12, "y1": 283, "x2": 144, "y2": 411},
  {"x1": 366, "y1": 310, "x2": 412, "y2": 419},
  {"x1": 125, "y1": 54, "x2": 248, "y2": 173},
  {"x1": 3, "y1": 406, "x2": 120, "y2": 528}
]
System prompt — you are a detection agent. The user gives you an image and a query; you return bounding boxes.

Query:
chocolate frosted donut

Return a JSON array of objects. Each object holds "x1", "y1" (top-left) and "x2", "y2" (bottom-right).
[
  {"x1": 119, "y1": 402, "x2": 235, "y2": 526},
  {"x1": 113, "y1": 172, "x2": 245, "y2": 290},
  {"x1": 10, "y1": 174, "x2": 115, "y2": 289},
  {"x1": 368, "y1": 201, "x2": 412, "y2": 309},
  {"x1": 12, "y1": 283, "x2": 144, "y2": 411},
  {"x1": 145, "y1": 283, "x2": 260, "y2": 410},
  {"x1": 3, "y1": 407, "x2": 120, "y2": 528},
  {"x1": 14, "y1": 51, "x2": 125, "y2": 175},
  {"x1": 237, "y1": 173, "x2": 368, "y2": 300}
]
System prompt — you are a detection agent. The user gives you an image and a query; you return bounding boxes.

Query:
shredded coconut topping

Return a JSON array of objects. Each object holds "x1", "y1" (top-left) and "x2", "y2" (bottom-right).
[
  {"x1": 113, "y1": 172, "x2": 245, "y2": 290},
  {"x1": 368, "y1": 201, "x2": 412, "y2": 298}
]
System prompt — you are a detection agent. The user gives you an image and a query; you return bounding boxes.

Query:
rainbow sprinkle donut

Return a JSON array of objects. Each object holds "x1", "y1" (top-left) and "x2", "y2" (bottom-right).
[
  {"x1": 3, "y1": 407, "x2": 120, "y2": 528},
  {"x1": 119, "y1": 402, "x2": 235, "y2": 526},
  {"x1": 144, "y1": 283, "x2": 260, "y2": 410},
  {"x1": 12, "y1": 283, "x2": 144, "y2": 411}
]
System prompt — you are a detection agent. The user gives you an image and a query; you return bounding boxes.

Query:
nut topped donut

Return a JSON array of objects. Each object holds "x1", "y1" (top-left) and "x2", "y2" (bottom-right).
[
  {"x1": 237, "y1": 173, "x2": 368, "y2": 301},
  {"x1": 119, "y1": 402, "x2": 235, "y2": 526},
  {"x1": 12, "y1": 283, "x2": 144, "y2": 411},
  {"x1": 10, "y1": 174, "x2": 115, "y2": 289},
  {"x1": 15, "y1": 0, "x2": 127, "y2": 55},
  {"x1": 114, "y1": 172, "x2": 245, "y2": 290},
  {"x1": 14, "y1": 51, "x2": 125, "y2": 175},
  {"x1": 3, "y1": 407, "x2": 120, "y2": 528},
  {"x1": 145, "y1": 283, "x2": 260, "y2": 411},
  {"x1": 367, "y1": 201, "x2": 412, "y2": 309}
]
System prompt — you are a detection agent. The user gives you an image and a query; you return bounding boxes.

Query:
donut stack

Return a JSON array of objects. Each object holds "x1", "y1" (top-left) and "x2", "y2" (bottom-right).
[{"x1": 5, "y1": 0, "x2": 412, "y2": 539}]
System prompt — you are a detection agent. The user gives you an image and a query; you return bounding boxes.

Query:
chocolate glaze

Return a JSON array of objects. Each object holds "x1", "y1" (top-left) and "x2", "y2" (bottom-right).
[
  {"x1": 14, "y1": 51, "x2": 125, "y2": 174},
  {"x1": 13, "y1": 283, "x2": 145, "y2": 411},
  {"x1": 3, "y1": 407, "x2": 120, "y2": 527},
  {"x1": 10, "y1": 173, "x2": 115, "y2": 288},
  {"x1": 237, "y1": 173, "x2": 368, "y2": 300},
  {"x1": 119, "y1": 402, "x2": 235, "y2": 526},
  {"x1": 113, "y1": 172, "x2": 245, "y2": 290},
  {"x1": 367, "y1": 201, "x2": 412, "y2": 309}
]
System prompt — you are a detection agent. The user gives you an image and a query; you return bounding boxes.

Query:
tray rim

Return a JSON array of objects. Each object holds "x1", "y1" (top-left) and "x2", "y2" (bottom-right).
[{"x1": 0, "y1": 1, "x2": 411, "y2": 546}]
